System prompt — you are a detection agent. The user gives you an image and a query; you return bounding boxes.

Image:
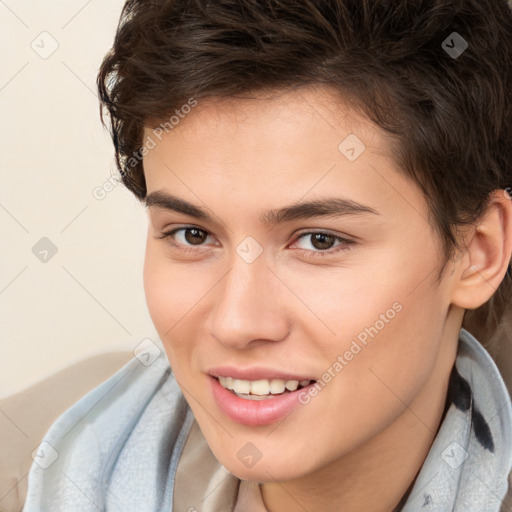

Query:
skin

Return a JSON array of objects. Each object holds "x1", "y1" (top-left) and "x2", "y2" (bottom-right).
[{"x1": 141, "y1": 84, "x2": 512, "y2": 512}]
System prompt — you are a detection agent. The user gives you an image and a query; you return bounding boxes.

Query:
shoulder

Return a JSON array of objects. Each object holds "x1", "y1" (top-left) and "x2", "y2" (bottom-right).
[
  {"x1": 0, "y1": 351, "x2": 133, "y2": 511},
  {"x1": 3, "y1": 346, "x2": 188, "y2": 512}
]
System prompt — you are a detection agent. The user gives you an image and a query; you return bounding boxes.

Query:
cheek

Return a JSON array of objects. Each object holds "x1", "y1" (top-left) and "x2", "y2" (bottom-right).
[
  {"x1": 325, "y1": 280, "x2": 447, "y2": 432},
  {"x1": 142, "y1": 241, "x2": 209, "y2": 377},
  {"x1": 275, "y1": 256, "x2": 421, "y2": 354},
  {"x1": 143, "y1": 243, "x2": 171, "y2": 330},
  {"x1": 294, "y1": 252, "x2": 447, "y2": 402},
  {"x1": 143, "y1": 241, "x2": 201, "y2": 332}
]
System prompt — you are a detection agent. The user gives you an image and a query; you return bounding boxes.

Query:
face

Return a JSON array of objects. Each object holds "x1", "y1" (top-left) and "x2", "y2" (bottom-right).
[{"x1": 142, "y1": 85, "x2": 458, "y2": 482}]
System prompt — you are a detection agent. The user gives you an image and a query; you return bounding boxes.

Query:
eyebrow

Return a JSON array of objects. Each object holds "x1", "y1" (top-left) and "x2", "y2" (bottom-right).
[{"x1": 145, "y1": 190, "x2": 380, "y2": 225}]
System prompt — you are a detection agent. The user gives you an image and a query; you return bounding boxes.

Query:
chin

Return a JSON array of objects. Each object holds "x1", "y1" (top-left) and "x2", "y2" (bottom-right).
[{"x1": 214, "y1": 448, "x2": 310, "y2": 483}]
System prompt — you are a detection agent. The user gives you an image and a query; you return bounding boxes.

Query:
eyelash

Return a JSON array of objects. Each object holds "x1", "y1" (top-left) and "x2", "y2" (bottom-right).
[{"x1": 157, "y1": 226, "x2": 355, "y2": 258}]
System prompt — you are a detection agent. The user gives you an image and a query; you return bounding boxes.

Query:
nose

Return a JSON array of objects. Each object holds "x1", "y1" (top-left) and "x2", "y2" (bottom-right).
[{"x1": 209, "y1": 251, "x2": 291, "y2": 350}]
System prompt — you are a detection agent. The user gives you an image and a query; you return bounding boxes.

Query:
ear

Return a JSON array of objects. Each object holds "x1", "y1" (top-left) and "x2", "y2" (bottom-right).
[{"x1": 450, "y1": 189, "x2": 512, "y2": 309}]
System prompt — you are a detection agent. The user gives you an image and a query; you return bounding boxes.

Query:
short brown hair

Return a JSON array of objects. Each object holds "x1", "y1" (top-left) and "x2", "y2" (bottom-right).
[{"x1": 97, "y1": 0, "x2": 512, "y2": 353}]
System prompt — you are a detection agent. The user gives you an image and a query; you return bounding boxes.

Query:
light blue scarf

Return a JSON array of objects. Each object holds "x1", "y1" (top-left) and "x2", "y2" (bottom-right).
[{"x1": 23, "y1": 328, "x2": 512, "y2": 511}]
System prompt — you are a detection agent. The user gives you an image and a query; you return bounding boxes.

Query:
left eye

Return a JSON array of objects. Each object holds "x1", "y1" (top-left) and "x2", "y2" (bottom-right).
[
  {"x1": 158, "y1": 227, "x2": 354, "y2": 256},
  {"x1": 292, "y1": 232, "x2": 353, "y2": 253}
]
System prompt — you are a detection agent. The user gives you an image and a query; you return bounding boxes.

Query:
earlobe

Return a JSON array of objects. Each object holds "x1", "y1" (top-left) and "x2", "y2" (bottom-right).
[{"x1": 451, "y1": 190, "x2": 512, "y2": 310}]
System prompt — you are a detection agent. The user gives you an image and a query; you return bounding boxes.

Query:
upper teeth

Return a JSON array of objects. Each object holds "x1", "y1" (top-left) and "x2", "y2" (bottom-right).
[{"x1": 218, "y1": 377, "x2": 312, "y2": 395}]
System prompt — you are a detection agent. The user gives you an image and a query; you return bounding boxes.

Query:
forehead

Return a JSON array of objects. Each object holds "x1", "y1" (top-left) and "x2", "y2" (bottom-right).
[
  {"x1": 144, "y1": 85, "x2": 407, "y2": 211},
  {"x1": 141, "y1": 84, "x2": 429, "y2": 218},
  {"x1": 143, "y1": 84, "x2": 396, "y2": 162}
]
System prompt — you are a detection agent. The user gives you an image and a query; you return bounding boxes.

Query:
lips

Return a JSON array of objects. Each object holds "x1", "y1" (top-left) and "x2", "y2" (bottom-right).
[{"x1": 207, "y1": 367, "x2": 318, "y2": 426}]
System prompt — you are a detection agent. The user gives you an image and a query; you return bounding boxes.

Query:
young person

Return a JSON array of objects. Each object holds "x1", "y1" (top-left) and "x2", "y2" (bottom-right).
[{"x1": 23, "y1": 1, "x2": 512, "y2": 510}]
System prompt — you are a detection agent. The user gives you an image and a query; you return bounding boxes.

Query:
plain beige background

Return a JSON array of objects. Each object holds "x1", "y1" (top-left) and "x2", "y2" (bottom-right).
[{"x1": 0, "y1": 0, "x2": 158, "y2": 399}]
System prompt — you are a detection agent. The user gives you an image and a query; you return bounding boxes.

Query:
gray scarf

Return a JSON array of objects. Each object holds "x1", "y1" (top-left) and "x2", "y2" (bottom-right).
[{"x1": 23, "y1": 328, "x2": 512, "y2": 511}]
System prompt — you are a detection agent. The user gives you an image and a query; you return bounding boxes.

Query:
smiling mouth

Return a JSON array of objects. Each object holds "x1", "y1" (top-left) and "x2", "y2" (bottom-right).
[{"x1": 216, "y1": 376, "x2": 316, "y2": 400}]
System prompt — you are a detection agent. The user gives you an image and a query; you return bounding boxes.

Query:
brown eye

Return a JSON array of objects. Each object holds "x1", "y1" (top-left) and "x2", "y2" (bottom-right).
[
  {"x1": 309, "y1": 233, "x2": 336, "y2": 250},
  {"x1": 184, "y1": 228, "x2": 208, "y2": 245},
  {"x1": 291, "y1": 231, "x2": 355, "y2": 258},
  {"x1": 158, "y1": 226, "x2": 214, "y2": 251}
]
